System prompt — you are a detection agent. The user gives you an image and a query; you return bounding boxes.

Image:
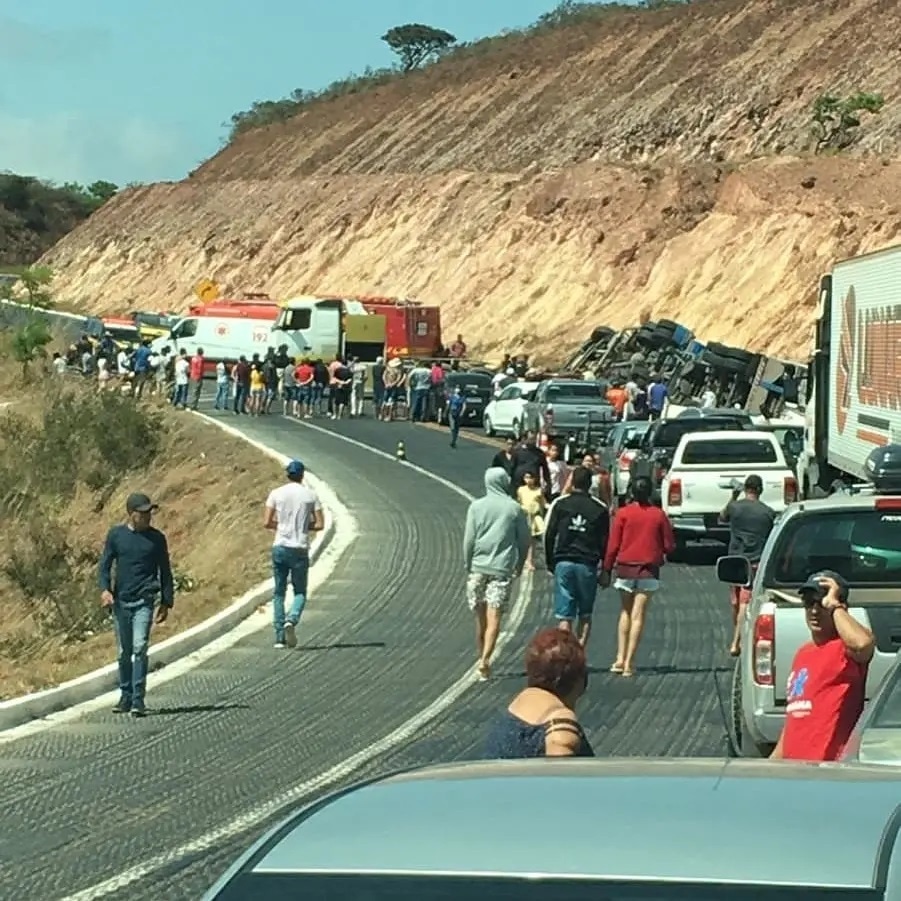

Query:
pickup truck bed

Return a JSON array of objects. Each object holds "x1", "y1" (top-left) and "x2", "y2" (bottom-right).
[{"x1": 661, "y1": 430, "x2": 797, "y2": 541}]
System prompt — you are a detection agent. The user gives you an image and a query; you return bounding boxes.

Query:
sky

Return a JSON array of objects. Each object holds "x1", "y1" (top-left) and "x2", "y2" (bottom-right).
[{"x1": 0, "y1": 0, "x2": 633, "y2": 188}]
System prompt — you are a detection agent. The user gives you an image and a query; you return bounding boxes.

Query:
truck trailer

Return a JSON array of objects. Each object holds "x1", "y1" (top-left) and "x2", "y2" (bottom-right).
[{"x1": 800, "y1": 244, "x2": 901, "y2": 496}]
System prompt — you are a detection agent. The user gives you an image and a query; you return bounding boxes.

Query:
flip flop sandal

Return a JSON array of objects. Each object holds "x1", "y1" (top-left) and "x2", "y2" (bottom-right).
[
  {"x1": 622, "y1": 668, "x2": 635, "y2": 678},
  {"x1": 477, "y1": 662, "x2": 491, "y2": 682},
  {"x1": 609, "y1": 664, "x2": 624, "y2": 674}
]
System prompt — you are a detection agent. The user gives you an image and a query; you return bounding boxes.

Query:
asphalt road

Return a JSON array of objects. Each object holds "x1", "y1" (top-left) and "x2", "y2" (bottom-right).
[{"x1": 0, "y1": 407, "x2": 733, "y2": 901}]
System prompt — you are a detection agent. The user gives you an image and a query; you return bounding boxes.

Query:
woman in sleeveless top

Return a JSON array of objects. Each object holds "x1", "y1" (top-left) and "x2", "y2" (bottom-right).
[{"x1": 485, "y1": 628, "x2": 594, "y2": 758}]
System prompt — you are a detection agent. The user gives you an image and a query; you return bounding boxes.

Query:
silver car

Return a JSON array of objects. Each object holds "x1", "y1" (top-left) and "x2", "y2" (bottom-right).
[
  {"x1": 598, "y1": 420, "x2": 652, "y2": 500},
  {"x1": 717, "y1": 488, "x2": 901, "y2": 757},
  {"x1": 204, "y1": 758, "x2": 901, "y2": 899}
]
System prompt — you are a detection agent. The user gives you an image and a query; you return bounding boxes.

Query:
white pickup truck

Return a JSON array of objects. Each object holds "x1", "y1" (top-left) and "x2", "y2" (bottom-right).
[{"x1": 661, "y1": 430, "x2": 799, "y2": 544}]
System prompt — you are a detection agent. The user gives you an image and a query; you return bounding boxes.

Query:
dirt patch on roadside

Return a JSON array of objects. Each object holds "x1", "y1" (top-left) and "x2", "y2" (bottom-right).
[{"x1": 0, "y1": 363, "x2": 281, "y2": 700}]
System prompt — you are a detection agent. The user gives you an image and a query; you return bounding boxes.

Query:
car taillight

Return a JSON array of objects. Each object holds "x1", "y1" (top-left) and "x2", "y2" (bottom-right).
[
  {"x1": 783, "y1": 476, "x2": 798, "y2": 505},
  {"x1": 875, "y1": 497, "x2": 901, "y2": 510},
  {"x1": 617, "y1": 450, "x2": 635, "y2": 471},
  {"x1": 667, "y1": 478, "x2": 682, "y2": 506},
  {"x1": 752, "y1": 613, "x2": 775, "y2": 686}
]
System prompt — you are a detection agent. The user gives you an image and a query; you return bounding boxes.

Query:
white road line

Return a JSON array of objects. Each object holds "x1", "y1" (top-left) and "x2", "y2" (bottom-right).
[{"x1": 62, "y1": 418, "x2": 534, "y2": 901}]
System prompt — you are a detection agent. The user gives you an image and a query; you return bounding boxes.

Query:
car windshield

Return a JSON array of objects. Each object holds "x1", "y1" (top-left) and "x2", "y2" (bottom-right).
[
  {"x1": 768, "y1": 509, "x2": 901, "y2": 586},
  {"x1": 214, "y1": 874, "x2": 879, "y2": 901},
  {"x1": 651, "y1": 419, "x2": 746, "y2": 448},
  {"x1": 680, "y1": 439, "x2": 778, "y2": 466},
  {"x1": 546, "y1": 383, "x2": 604, "y2": 400}
]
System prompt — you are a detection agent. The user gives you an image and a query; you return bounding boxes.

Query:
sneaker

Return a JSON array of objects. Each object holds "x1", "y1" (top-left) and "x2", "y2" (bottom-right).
[
  {"x1": 274, "y1": 641, "x2": 286, "y2": 649},
  {"x1": 284, "y1": 622, "x2": 297, "y2": 648},
  {"x1": 130, "y1": 706, "x2": 147, "y2": 718},
  {"x1": 112, "y1": 699, "x2": 131, "y2": 714}
]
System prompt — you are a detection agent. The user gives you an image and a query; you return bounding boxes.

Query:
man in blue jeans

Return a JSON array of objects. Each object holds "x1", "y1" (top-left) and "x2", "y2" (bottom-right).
[
  {"x1": 447, "y1": 385, "x2": 467, "y2": 447},
  {"x1": 543, "y1": 466, "x2": 611, "y2": 653},
  {"x1": 264, "y1": 459, "x2": 325, "y2": 648},
  {"x1": 98, "y1": 493, "x2": 174, "y2": 717}
]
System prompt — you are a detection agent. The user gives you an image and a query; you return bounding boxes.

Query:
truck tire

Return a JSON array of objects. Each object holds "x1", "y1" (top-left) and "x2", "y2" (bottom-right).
[{"x1": 590, "y1": 325, "x2": 615, "y2": 343}]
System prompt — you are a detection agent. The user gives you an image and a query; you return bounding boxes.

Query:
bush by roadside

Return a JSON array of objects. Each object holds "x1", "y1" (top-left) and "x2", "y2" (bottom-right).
[{"x1": 0, "y1": 357, "x2": 281, "y2": 700}]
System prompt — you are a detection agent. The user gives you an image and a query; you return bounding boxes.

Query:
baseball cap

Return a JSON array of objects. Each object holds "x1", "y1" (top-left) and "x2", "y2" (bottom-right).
[
  {"x1": 798, "y1": 569, "x2": 850, "y2": 604},
  {"x1": 285, "y1": 459, "x2": 305, "y2": 477},
  {"x1": 126, "y1": 492, "x2": 158, "y2": 514}
]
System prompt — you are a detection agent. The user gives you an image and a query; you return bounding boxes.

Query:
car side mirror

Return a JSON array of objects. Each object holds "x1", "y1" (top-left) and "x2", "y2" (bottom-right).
[{"x1": 716, "y1": 555, "x2": 752, "y2": 587}]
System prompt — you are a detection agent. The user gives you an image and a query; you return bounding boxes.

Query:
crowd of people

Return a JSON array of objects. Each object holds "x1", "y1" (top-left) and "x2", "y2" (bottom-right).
[{"x1": 87, "y1": 332, "x2": 875, "y2": 766}]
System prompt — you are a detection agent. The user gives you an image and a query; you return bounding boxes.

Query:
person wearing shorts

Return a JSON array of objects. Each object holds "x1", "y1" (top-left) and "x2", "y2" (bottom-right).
[
  {"x1": 543, "y1": 466, "x2": 611, "y2": 654},
  {"x1": 464, "y1": 467, "x2": 531, "y2": 681},
  {"x1": 601, "y1": 475, "x2": 675, "y2": 677}
]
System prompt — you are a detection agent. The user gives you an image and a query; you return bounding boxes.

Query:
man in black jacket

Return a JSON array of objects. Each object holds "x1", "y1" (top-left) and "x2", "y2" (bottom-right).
[
  {"x1": 510, "y1": 431, "x2": 550, "y2": 495},
  {"x1": 544, "y1": 466, "x2": 610, "y2": 651}
]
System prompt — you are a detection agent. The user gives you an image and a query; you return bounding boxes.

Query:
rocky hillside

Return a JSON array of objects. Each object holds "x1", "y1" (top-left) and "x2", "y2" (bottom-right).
[{"x1": 39, "y1": 0, "x2": 901, "y2": 361}]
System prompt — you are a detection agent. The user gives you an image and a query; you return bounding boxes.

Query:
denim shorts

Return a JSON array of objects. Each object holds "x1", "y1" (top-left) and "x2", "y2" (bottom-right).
[
  {"x1": 553, "y1": 561, "x2": 598, "y2": 621},
  {"x1": 613, "y1": 577, "x2": 660, "y2": 594}
]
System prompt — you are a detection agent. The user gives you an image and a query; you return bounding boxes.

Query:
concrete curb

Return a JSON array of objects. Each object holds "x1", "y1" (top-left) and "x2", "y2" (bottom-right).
[{"x1": 0, "y1": 411, "x2": 336, "y2": 732}]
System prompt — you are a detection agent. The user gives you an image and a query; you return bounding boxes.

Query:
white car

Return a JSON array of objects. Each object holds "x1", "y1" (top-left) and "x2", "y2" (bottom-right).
[{"x1": 483, "y1": 381, "x2": 539, "y2": 438}]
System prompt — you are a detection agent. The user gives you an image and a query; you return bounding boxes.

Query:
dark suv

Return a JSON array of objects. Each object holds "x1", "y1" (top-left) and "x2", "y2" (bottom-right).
[{"x1": 429, "y1": 371, "x2": 493, "y2": 425}]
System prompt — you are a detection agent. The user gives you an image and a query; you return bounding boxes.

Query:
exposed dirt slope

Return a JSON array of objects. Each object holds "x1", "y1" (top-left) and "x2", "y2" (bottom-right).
[{"x1": 39, "y1": 0, "x2": 901, "y2": 361}]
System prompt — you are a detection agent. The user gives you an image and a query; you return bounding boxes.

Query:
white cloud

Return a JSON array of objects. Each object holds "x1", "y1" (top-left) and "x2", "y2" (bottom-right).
[{"x1": 0, "y1": 111, "x2": 192, "y2": 185}]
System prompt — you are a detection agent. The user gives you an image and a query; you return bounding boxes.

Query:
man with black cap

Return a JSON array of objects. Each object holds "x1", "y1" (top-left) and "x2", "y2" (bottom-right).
[
  {"x1": 264, "y1": 459, "x2": 324, "y2": 648},
  {"x1": 770, "y1": 571, "x2": 875, "y2": 762},
  {"x1": 98, "y1": 492, "x2": 174, "y2": 717}
]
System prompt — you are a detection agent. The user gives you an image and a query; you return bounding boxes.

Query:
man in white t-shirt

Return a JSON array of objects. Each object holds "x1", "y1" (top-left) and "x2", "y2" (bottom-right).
[{"x1": 263, "y1": 459, "x2": 325, "y2": 648}]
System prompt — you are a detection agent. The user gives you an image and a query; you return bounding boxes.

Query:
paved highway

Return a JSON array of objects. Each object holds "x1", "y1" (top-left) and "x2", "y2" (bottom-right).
[{"x1": 0, "y1": 410, "x2": 732, "y2": 901}]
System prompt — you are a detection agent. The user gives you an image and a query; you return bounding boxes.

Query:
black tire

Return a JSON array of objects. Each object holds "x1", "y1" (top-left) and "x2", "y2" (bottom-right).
[
  {"x1": 656, "y1": 318, "x2": 679, "y2": 331},
  {"x1": 709, "y1": 342, "x2": 754, "y2": 364},
  {"x1": 590, "y1": 325, "x2": 615, "y2": 343},
  {"x1": 701, "y1": 349, "x2": 728, "y2": 368}
]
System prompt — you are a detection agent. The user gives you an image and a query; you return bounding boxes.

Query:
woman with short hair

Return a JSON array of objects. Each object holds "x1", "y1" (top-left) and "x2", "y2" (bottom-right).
[{"x1": 484, "y1": 628, "x2": 594, "y2": 758}]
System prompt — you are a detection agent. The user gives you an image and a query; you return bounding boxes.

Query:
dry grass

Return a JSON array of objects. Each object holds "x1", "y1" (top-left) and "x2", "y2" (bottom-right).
[{"x1": 0, "y1": 356, "x2": 281, "y2": 699}]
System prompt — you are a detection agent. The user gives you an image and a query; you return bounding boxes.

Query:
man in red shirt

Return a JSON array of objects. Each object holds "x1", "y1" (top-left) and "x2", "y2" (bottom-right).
[
  {"x1": 771, "y1": 570, "x2": 874, "y2": 762},
  {"x1": 188, "y1": 347, "x2": 205, "y2": 411}
]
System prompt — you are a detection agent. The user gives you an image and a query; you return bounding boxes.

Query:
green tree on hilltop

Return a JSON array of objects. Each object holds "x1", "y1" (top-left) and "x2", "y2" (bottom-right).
[{"x1": 381, "y1": 24, "x2": 457, "y2": 72}]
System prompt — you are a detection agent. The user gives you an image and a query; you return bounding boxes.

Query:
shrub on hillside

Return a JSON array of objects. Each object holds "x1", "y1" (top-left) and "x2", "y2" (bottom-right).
[{"x1": 0, "y1": 385, "x2": 166, "y2": 652}]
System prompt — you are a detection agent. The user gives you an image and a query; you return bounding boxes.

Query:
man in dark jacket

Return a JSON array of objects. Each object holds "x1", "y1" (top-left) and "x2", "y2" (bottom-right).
[
  {"x1": 510, "y1": 431, "x2": 550, "y2": 495},
  {"x1": 98, "y1": 493, "x2": 174, "y2": 717},
  {"x1": 544, "y1": 466, "x2": 610, "y2": 651}
]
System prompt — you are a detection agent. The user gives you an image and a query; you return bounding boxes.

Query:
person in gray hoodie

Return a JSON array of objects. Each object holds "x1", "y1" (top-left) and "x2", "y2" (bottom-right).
[{"x1": 464, "y1": 467, "x2": 531, "y2": 681}]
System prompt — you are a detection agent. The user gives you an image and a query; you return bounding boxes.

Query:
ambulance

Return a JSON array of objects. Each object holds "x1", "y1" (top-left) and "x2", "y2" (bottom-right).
[{"x1": 151, "y1": 296, "x2": 386, "y2": 373}]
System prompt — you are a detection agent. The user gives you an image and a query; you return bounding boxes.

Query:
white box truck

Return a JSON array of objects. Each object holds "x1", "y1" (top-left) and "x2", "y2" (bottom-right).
[{"x1": 800, "y1": 244, "x2": 901, "y2": 496}]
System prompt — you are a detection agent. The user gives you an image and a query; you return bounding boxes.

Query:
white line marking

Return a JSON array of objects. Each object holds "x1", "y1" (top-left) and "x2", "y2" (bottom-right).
[
  {"x1": 63, "y1": 417, "x2": 533, "y2": 901},
  {"x1": 0, "y1": 413, "x2": 355, "y2": 743}
]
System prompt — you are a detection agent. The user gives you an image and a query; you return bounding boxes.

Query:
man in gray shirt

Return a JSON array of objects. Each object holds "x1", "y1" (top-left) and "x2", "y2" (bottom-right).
[
  {"x1": 407, "y1": 361, "x2": 432, "y2": 422},
  {"x1": 719, "y1": 474, "x2": 776, "y2": 656}
]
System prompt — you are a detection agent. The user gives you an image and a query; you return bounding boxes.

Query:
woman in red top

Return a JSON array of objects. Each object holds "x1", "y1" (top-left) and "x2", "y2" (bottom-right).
[{"x1": 601, "y1": 476, "x2": 675, "y2": 677}]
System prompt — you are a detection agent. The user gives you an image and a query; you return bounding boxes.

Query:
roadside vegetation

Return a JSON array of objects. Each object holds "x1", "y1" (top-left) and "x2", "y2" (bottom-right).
[
  {"x1": 0, "y1": 270, "x2": 281, "y2": 698},
  {"x1": 0, "y1": 173, "x2": 120, "y2": 267},
  {"x1": 811, "y1": 92, "x2": 885, "y2": 153},
  {"x1": 225, "y1": 0, "x2": 693, "y2": 141}
]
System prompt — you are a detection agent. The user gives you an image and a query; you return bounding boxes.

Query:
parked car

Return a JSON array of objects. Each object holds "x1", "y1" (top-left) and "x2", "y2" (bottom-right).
[
  {"x1": 203, "y1": 757, "x2": 901, "y2": 899},
  {"x1": 598, "y1": 420, "x2": 653, "y2": 502},
  {"x1": 661, "y1": 429, "x2": 797, "y2": 546},
  {"x1": 717, "y1": 450, "x2": 901, "y2": 757},
  {"x1": 428, "y1": 370, "x2": 493, "y2": 425},
  {"x1": 841, "y1": 649, "x2": 901, "y2": 767},
  {"x1": 524, "y1": 379, "x2": 615, "y2": 450},
  {"x1": 483, "y1": 381, "x2": 539, "y2": 438}
]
